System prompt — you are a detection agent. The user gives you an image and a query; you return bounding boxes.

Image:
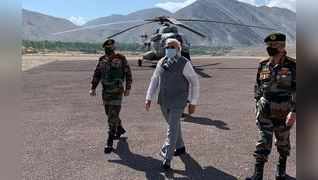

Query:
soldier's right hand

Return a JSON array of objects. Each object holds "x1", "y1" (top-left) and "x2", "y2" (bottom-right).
[
  {"x1": 286, "y1": 112, "x2": 296, "y2": 127},
  {"x1": 145, "y1": 100, "x2": 151, "y2": 111},
  {"x1": 89, "y1": 89, "x2": 96, "y2": 96}
]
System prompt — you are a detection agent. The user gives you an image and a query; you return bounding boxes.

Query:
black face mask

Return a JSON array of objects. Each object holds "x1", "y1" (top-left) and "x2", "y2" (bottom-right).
[
  {"x1": 104, "y1": 47, "x2": 114, "y2": 55},
  {"x1": 266, "y1": 47, "x2": 279, "y2": 56}
]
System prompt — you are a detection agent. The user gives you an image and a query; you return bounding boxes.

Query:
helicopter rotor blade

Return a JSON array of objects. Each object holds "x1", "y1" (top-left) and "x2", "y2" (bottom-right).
[
  {"x1": 176, "y1": 18, "x2": 277, "y2": 31},
  {"x1": 106, "y1": 21, "x2": 155, "y2": 39},
  {"x1": 167, "y1": 17, "x2": 206, "y2": 38},
  {"x1": 145, "y1": 16, "x2": 170, "y2": 23},
  {"x1": 52, "y1": 20, "x2": 145, "y2": 35}
]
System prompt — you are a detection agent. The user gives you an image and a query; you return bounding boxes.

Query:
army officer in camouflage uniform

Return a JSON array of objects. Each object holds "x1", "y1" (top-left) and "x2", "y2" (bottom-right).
[
  {"x1": 90, "y1": 39, "x2": 133, "y2": 154},
  {"x1": 246, "y1": 33, "x2": 296, "y2": 180}
]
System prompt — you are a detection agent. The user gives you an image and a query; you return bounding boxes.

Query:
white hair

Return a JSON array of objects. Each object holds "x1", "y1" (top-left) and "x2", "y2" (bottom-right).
[{"x1": 165, "y1": 38, "x2": 182, "y2": 52}]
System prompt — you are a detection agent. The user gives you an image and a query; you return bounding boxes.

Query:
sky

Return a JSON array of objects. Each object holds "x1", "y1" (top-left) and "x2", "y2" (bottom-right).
[{"x1": 22, "y1": 0, "x2": 296, "y2": 25}]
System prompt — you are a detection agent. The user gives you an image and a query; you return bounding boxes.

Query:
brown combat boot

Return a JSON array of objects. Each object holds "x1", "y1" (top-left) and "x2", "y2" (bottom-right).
[
  {"x1": 104, "y1": 131, "x2": 115, "y2": 154},
  {"x1": 276, "y1": 156, "x2": 287, "y2": 180}
]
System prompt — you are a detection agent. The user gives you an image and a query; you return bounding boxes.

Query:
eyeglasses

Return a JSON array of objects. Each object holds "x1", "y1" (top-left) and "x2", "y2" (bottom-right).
[{"x1": 165, "y1": 46, "x2": 176, "y2": 49}]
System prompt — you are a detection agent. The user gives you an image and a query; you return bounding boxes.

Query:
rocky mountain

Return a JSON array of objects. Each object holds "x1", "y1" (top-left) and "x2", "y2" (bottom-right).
[
  {"x1": 174, "y1": 0, "x2": 296, "y2": 45},
  {"x1": 23, "y1": 9, "x2": 78, "y2": 41},
  {"x1": 85, "y1": 8, "x2": 173, "y2": 26},
  {"x1": 23, "y1": 0, "x2": 296, "y2": 46},
  {"x1": 66, "y1": 8, "x2": 174, "y2": 43}
]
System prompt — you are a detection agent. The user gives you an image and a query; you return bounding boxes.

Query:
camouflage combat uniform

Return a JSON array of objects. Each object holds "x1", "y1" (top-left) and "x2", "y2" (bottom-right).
[
  {"x1": 246, "y1": 33, "x2": 296, "y2": 180},
  {"x1": 91, "y1": 53, "x2": 132, "y2": 139},
  {"x1": 254, "y1": 55, "x2": 296, "y2": 162}
]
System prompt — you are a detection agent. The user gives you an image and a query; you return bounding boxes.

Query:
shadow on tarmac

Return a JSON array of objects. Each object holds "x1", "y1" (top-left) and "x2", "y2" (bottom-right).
[
  {"x1": 109, "y1": 137, "x2": 165, "y2": 180},
  {"x1": 109, "y1": 138, "x2": 237, "y2": 180},
  {"x1": 193, "y1": 62, "x2": 222, "y2": 78},
  {"x1": 182, "y1": 116, "x2": 230, "y2": 130},
  {"x1": 172, "y1": 153, "x2": 237, "y2": 180},
  {"x1": 195, "y1": 68, "x2": 212, "y2": 78}
]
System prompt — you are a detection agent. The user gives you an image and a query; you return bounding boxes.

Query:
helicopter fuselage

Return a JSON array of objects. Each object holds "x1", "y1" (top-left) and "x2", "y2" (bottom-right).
[{"x1": 141, "y1": 25, "x2": 191, "y2": 64}]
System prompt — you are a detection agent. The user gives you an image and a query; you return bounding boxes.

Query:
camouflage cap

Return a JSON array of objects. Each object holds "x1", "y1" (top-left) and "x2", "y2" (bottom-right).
[
  {"x1": 264, "y1": 33, "x2": 286, "y2": 43},
  {"x1": 103, "y1": 39, "x2": 115, "y2": 48}
]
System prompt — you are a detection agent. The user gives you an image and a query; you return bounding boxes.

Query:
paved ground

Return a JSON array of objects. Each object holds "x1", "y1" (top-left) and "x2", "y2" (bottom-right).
[{"x1": 22, "y1": 57, "x2": 296, "y2": 180}]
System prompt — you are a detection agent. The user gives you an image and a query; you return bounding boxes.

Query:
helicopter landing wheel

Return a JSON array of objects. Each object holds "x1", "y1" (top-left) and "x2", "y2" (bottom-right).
[{"x1": 138, "y1": 59, "x2": 142, "y2": 67}]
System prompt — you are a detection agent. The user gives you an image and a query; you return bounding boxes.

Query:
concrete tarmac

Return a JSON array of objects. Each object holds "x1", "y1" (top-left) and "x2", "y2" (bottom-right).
[{"x1": 22, "y1": 57, "x2": 296, "y2": 180}]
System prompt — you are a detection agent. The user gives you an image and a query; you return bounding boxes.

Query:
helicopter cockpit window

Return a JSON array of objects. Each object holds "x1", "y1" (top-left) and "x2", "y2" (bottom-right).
[
  {"x1": 170, "y1": 27, "x2": 178, "y2": 33},
  {"x1": 151, "y1": 34, "x2": 162, "y2": 41},
  {"x1": 161, "y1": 27, "x2": 174, "y2": 33}
]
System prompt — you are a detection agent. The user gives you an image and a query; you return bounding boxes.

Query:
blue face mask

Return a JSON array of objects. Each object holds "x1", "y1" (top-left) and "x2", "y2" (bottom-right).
[{"x1": 165, "y1": 48, "x2": 177, "y2": 59}]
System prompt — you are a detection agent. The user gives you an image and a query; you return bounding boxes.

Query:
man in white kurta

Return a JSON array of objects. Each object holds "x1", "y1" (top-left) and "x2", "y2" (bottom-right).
[{"x1": 145, "y1": 38, "x2": 200, "y2": 170}]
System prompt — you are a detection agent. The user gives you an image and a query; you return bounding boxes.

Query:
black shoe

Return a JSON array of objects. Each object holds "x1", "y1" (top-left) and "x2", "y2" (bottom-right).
[
  {"x1": 114, "y1": 126, "x2": 126, "y2": 140},
  {"x1": 161, "y1": 162, "x2": 171, "y2": 171},
  {"x1": 275, "y1": 175, "x2": 286, "y2": 180},
  {"x1": 246, "y1": 175, "x2": 262, "y2": 180},
  {"x1": 104, "y1": 146, "x2": 113, "y2": 154},
  {"x1": 174, "y1": 147, "x2": 186, "y2": 156},
  {"x1": 159, "y1": 149, "x2": 165, "y2": 158},
  {"x1": 181, "y1": 113, "x2": 188, "y2": 118}
]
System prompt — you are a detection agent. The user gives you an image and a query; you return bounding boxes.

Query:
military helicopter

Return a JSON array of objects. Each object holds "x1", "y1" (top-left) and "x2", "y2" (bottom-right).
[
  {"x1": 106, "y1": 16, "x2": 276, "y2": 66},
  {"x1": 135, "y1": 21, "x2": 193, "y2": 66},
  {"x1": 53, "y1": 16, "x2": 276, "y2": 66}
]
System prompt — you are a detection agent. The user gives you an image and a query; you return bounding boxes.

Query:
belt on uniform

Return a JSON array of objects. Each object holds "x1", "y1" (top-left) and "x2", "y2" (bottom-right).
[{"x1": 262, "y1": 94, "x2": 290, "y2": 103}]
